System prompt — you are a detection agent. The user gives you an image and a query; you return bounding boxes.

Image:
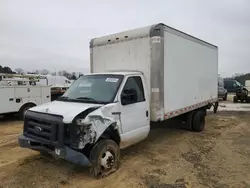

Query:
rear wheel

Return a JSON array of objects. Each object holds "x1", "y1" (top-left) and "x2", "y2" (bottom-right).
[
  {"x1": 192, "y1": 110, "x2": 206, "y2": 132},
  {"x1": 233, "y1": 96, "x2": 238, "y2": 103},
  {"x1": 185, "y1": 111, "x2": 196, "y2": 130},
  {"x1": 247, "y1": 96, "x2": 250, "y2": 103},
  {"x1": 19, "y1": 104, "x2": 35, "y2": 120},
  {"x1": 89, "y1": 139, "x2": 120, "y2": 178},
  {"x1": 223, "y1": 93, "x2": 227, "y2": 101}
]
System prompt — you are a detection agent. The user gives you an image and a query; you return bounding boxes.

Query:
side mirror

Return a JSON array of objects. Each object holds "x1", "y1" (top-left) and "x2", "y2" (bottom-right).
[{"x1": 121, "y1": 88, "x2": 138, "y2": 105}]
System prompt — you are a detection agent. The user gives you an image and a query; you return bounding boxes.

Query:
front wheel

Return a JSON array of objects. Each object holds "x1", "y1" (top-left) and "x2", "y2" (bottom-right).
[
  {"x1": 89, "y1": 139, "x2": 120, "y2": 178},
  {"x1": 19, "y1": 104, "x2": 35, "y2": 120}
]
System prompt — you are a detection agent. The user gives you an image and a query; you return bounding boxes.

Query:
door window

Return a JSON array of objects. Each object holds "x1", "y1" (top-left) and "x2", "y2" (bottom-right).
[{"x1": 121, "y1": 76, "x2": 145, "y2": 105}]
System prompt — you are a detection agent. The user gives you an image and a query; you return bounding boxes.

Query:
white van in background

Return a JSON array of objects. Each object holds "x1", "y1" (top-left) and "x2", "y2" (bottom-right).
[
  {"x1": 34, "y1": 75, "x2": 72, "y2": 87},
  {"x1": 245, "y1": 80, "x2": 250, "y2": 91}
]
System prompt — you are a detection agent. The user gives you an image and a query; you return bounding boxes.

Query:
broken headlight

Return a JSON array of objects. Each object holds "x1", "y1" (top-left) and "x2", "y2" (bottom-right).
[{"x1": 76, "y1": 118, "x2": 86, "y2": 126}]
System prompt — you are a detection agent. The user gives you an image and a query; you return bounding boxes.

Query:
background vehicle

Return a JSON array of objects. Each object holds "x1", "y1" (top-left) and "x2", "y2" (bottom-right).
[
  {"x1": 19, "y1": 23, "x2": 218, "y2": 178},
  {"x1": 0, "y1": 74, "x2": 51, "y2": 119},
  {"x1": 26, "y1": 74, "x2": 72, "y2": 101},
  {"x1": 233, "y1": 85, "x2": 249, "y2": 103},
  {"x1": 50, "y1": 85, "x2": 70, "y2": 101},
  {"x1": 218, "y1": 77, "x2": 227, "y2": 100},
  {"x1": 224, "y1": 79, "x2": 242, "y2": 93},
  {"x1": 36, "y1": 75, "x2": 72, "y2": 87}
]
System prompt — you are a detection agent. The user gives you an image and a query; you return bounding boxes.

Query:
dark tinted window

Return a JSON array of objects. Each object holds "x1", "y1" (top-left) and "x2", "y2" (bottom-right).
[{"x1": 122, "y1": 76, "x2": 145, "y2": 102}]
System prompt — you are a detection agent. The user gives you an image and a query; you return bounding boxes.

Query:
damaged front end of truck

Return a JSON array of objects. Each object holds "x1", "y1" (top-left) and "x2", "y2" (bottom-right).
[{"x1": 18, "y1": 103, "x2": 121, "y2": 169}]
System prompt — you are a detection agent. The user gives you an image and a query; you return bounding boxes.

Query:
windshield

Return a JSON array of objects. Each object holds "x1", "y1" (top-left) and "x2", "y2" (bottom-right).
[{"x1": 58, "y1": 74, "x2": 124, "y2": 104}]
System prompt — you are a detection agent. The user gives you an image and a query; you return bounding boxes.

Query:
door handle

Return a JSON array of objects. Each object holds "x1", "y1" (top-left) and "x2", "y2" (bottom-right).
[
  {"x1": 146, "y1": 111, "x2": 148, "y2": 117},
  {"x1": 9, "y1": 98, "x2": 14, "y2": 101}
]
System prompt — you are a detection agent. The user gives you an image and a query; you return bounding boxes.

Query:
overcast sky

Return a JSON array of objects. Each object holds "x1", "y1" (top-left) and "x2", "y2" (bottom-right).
[{"x1": 1, "y1": 0, "x2": 250, "y2": 76}]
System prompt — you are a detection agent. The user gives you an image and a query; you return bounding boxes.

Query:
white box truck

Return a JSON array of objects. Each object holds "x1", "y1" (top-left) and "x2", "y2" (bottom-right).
[{"x1": 18, "y1": 23, "x2": 218, "y2": 178}]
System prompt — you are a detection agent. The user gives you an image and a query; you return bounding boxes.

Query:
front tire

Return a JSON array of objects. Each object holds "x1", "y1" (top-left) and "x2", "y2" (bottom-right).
[
  {"x1": 19, "y1": 104, "x2": 35, "y2": 120},
  {"x1": 39, "y1": 151, "x2": 51, "y2": 157},
  {"x1": 89, "y1": 139, "x2": 120, "y2": 178}
]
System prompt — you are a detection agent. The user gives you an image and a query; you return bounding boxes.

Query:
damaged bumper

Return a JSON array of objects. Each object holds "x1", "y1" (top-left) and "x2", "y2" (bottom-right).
[{"x1": 18, "y1": 135, "x2": 91, "y2": 166}]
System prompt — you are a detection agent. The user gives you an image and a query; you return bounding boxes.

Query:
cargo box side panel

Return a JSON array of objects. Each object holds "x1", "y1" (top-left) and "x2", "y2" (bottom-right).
[
  {"x1": 164, "y1": 31, "x2": 218, "y2": 116},
  {"x1": 91, "y1": 37, "x2": 151, "y2": 95}
]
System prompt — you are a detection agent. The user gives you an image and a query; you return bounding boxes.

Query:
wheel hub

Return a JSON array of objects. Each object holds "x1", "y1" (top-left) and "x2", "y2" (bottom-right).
[{"x1": 101, "y1": 151, "x2": 114, "y2": 169}]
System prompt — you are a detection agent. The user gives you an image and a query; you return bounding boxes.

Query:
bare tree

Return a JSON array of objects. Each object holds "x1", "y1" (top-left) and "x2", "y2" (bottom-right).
[
  {"x1": 57, "y1": 70, "x2": 71, "y2": 79},
  {"x1": 40, "y1": 69, "x2": 50, "y2": 75},
  {"x1": 15, "y1": 68, "x2": 24, "y2": 74},
  {"x1": 0, "y1": 66, "x2": 14, "y2": 74},
  {"x1": 51, "y1": 72, "x2": 56, "y2": 76}
]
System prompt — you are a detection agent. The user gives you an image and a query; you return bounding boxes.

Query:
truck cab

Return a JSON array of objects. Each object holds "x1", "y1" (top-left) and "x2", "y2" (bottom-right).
[{"x1": 19, "y1": 72, "x2": 150, "y2": 177}]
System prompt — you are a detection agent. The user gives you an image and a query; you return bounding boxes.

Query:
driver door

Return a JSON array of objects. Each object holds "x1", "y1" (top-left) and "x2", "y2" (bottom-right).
[{"x1": 119, "y1": 75, "x2": 150, "y2": 148}]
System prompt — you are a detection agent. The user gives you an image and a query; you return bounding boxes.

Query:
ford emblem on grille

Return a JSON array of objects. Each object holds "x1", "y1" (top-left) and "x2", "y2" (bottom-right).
[{"x1": 35, "y1": 126, "x2": 43, "y2": 132}]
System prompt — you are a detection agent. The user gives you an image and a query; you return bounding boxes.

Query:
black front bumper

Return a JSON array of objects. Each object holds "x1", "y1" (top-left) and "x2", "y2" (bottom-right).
[{"x1": 19, "y1": 134, "x2": 91, "y2": 167}]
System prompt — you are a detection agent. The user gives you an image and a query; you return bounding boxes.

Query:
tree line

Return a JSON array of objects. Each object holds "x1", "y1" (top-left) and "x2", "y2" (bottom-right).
[
  {"x1": 0, "y1": 65, "x2": 15, "y2": 74},
  {"x1": 0, "y1": 65, "x2": 81, "y2": 80},
  {"x1": 3, "y1": 64, "x2": 249, "y2": 85},
  {"x1": 225, "y1": 73, "x2": 250, "y2": 86}
]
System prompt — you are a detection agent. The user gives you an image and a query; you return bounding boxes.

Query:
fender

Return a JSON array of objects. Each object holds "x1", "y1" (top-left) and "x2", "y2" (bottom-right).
[{"x1": 76, "y1": 103, "x2": 122, "y2": 149}]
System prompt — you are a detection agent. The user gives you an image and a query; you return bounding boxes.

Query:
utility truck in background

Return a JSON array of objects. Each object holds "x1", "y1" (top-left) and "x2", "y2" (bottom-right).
[
  {"x1": 19, "y1": 23, "x2": 218, "y2": 178},
  {"x1": 0, "y1": 74, "x2": 51, "y2": 119}
]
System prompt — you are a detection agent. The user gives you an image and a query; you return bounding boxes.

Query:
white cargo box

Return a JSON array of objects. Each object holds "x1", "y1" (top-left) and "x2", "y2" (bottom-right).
[{"x1": 90, "y1": 23, "x2": 218, "y2": 121}]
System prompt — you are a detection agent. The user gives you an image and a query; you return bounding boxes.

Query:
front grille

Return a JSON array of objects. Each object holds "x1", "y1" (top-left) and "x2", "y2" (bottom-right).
[
  {"x1": 24, "y1": 111, "x2": 64, "y2": 146},
  {"x1": 26, "y1": 119, "x2": 57, "y2": 142}
]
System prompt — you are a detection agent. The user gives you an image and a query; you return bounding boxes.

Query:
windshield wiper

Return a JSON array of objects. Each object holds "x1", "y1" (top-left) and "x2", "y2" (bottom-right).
[
  {"x1": 58, "y1": 96, "x2": 70, "y2": 101},
  {"x1": 75, "y1": 97, "x2": 105, "y2": 104},
  {"x1": 76, "y1": 97, "x2": 97, "y2": 102}
]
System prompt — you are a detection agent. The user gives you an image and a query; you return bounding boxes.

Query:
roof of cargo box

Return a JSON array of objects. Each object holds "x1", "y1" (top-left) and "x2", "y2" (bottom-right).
[{"x1": 90, "y1": 23, "x2": 217, "y2": 49}]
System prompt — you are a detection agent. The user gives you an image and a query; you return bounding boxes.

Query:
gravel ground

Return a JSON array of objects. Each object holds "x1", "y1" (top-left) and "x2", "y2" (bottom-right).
[{"x1": 0, "y1": 111, "x2": 250, "y2": 188}]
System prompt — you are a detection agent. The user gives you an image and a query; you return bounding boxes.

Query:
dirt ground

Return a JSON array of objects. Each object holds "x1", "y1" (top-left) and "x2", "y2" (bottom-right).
[{"x1": 1, "y1": 112, "x2": 250, "y2": 188}]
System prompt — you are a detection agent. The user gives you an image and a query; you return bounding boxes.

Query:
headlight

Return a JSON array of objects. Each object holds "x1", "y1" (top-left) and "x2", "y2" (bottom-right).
[{"x1": 76, "y1": 118, "x2": 86, "y2": 126}]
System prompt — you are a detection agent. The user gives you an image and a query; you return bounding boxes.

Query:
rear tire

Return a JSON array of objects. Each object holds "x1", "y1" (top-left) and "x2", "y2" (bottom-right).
[
  {"x1": 233, "y1": 96, "x2": 238, "y2": 103},
  {"x1": 89, "y1": 139, "x2": 120, "y2": 178},
  {"x1": 247, "y1": 96, "x2": 250, "y2": 103},
  {"x1": 223, "y1": 93, "x2": 227, "y2": 101},
  {"x1": 19, "y1": 104, "x2": 35, "y2": 120},
  {"x1": 192, "y1": 110, "x2": 206, "y2": 132},
  {"x1": 185, "y1": 111, "x2": 196, "y2": 130}
]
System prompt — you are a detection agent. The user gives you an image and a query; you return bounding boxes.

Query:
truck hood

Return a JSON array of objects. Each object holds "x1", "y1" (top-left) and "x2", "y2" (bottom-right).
[{"x1": 29, "y1": 101, "x2": 102, "y2": 123}]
